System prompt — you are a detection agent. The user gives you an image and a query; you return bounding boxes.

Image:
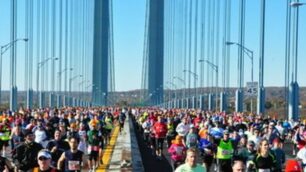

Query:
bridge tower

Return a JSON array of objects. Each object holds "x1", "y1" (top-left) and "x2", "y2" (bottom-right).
[{"x1": 92, "y1": 0, "x2": 115, "y2": 106}]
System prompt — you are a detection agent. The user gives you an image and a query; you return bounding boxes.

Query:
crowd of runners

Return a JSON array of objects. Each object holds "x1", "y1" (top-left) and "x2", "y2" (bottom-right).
[
  {"x1": 0, "y1": 107, "x2": 127, "y2": 172},
  {"x1": 133, "y1": 108, "x2": 306, "y2": 172},
  {"x1": 1, "y1": 106, "x2": 306, "y2": 172}
]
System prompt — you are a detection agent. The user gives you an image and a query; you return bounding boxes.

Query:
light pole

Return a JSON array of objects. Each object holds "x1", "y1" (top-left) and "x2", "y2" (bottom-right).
[
  {"x1": 36, "y1": 57, "x2": 58, "y2": 108},
  {"x1": 166, "y1": 81, "x2": 177, "y2": 108},
  {"x1": 57, "y1": 68, "x2": 73, "y2": 92},
  {"x1": 199, "y1": 59, "x2": 219, "y2": 111},
  {"x1": 183, "y1": 70, "x2": 198, "y2": 109},
  {"x1": 289, "y1": 1, "x2": 305, "y2": 120},
  {"x1": 57, "y1": 68, "x2": 73, "y2": 107},
  {"x1": 0, "y1": 38, "x2": 28, "y2": 108},
  {"x1": 86, "y1": 83, "x2": 94, "y2": 104},
  {"x1": 173, "y1": 76, "x2": 186, "y2": 99},
  {"x1": 79, "y1": 80, "x2": 89, "y2": 105},
  {"x1": 69, "y1": 75, "x2": 83, "y2": 106},
  {"x1": 183, "y1": 70, "x2": 198, "y2": 96},
  {"x1": 226, "y1": 41, "x2": 255, "y2": 112},
  {"x1": 173, "y1": 76, "x2": 186, "y2": 108}
]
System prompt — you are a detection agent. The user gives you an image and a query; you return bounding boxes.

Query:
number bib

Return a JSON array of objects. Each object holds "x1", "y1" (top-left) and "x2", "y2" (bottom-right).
[{"x1": 68, "y1": 160, "x2": 80, "y2": 170}]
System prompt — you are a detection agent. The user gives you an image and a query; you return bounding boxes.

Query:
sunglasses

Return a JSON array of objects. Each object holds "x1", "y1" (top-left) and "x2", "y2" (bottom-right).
[{"x1": 39, "y1": 157, "x2": 49, "y2": 161}]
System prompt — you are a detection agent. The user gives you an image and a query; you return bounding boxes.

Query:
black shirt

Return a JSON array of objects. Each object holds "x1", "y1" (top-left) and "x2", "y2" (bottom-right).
[{"x1": 253, "y1": 153, "x2": 276, "y2": 170}]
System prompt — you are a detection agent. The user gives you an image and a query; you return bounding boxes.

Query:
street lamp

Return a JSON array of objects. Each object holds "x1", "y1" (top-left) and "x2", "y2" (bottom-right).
[
  {"x1": 173, "y1": 76, "x2": 186, "y2": 99},
  {"x1": 183, "y1": 69, "x2": 198, "y2": 96},
  {"x1": 290, "y1": 2, "x2": 306, "y2": 7},
  {"x1": 199, "y1": 59, "x2": 219, "y2": 111},
  {"x1": 0, "y1": 38, "x2": 28, "y2": 107},
  {"x1": 166, "y1": 81, "x2": 177, "y2": 108},
  {"x1": 36, "y1": 57, "x2": 59, "y2": 108},
  {"x1": 69, "y1": 75, "x2": 83, "y2": 105},
  {"x1": 56, "y1": 68, "x2": 73, "y2": 107},
  {"x1": 57, "y1": 67, "x2": 73, "y2": 92},
  {"x1": 79, "y1": 80, "x2": 89, "y2": 102},
  {"x1": 226, "y1": 41, "x2": 255, "y2": 112}
]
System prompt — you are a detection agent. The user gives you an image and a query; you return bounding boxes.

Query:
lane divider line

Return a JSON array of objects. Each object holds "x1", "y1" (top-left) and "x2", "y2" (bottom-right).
[{"x1": 96, "y1": 126, "x2": 120, "y2": 172}]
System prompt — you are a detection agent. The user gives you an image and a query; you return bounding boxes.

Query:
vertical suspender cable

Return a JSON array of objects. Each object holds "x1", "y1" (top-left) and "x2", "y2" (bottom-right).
[
  {"x1": 194, "y1": 0, "x2": 198, "y2": 97},
  {"x1": 285, "y1": 0, "x2": 291, "y2": 117},
  {"x1": 200, "y1": 0, "x2": 206, "y2": 96},
  {"x1": 188, "y1": 0, "x2": 192, "y2": 98}
]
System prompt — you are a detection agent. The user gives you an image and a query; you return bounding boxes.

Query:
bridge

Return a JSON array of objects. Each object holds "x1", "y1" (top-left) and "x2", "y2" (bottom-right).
[
  {"x1": 0, "y1": 0, "x2": 304, "y2": 119},
  {"x1": 0, "y1": 0, "x2": 306, "y2": 171}
]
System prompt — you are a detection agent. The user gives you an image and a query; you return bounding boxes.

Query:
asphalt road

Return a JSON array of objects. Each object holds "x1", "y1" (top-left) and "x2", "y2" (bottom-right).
[{"x1": 133, "y1": 120, "x2": 173, "y2": 172}]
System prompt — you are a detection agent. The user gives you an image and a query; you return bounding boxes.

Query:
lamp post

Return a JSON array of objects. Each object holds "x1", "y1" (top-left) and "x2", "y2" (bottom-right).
[
  {"x1": 57, "y1": 67, "x2": 73, "y2": 107},
  {"x1": 289, "y1": 1, "x2": 305, "y2": 120},
  {"x1": 173, "y1": 76, "x2": 186, "y2": 108},
  {"x1": 69, "y1": 75, "x2": 83, "y2": 106},
  {"x1": 226, "y1": 41, "x2": 255, "y2": 112},
  {"x1": 183, "y1": 70, "x2": 198, "y2": 109},
  {"x1": 78, "y1": 80, "x2": 89, "y2": 106},
  {"x1": 36, "y1": 57, "x2": 58, "y2": 108},
  {"x1": 57, "y1": 68, "x2": 73, "y2": 92},
  {"x1": 166, "y1": 81, "x2": 177, "y2": 108},
  {"x1": 199, "y1": 59, "x2": 219, "y2": 111},
  {"x1": 86, "y1": 83, "x2": 94, "y2": 104},
  {"x1": 173, "y1": 76, "x2": 186, "y2": 99},
  {"x1": 183, "y1": 70, "x2": 198, "y2": 96},
  {"x1": 0, "y1": 38, "x2": 28, "y2": 108}
]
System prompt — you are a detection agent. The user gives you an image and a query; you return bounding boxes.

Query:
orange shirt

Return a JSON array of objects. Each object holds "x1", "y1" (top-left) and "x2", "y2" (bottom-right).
[{"x1": 198, "y1": 128, "x2": 208, "y2": 139}]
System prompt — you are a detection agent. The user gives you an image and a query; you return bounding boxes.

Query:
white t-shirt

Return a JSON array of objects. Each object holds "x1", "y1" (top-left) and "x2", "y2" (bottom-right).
[
  {"x1": 176, "y1": 123, "x2": 190, "y2": 137},
  {"x1": 34, "y1": 129, "x2": 47, "y2": 145},
  {"x1": 297, "y1": 147, "x2": 306, "y2": 166},
  {"x1": 275, "y1": 125, "x2": 284, "y2": 135}
]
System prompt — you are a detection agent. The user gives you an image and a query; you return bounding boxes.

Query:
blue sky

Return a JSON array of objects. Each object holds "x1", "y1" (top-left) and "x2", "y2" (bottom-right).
[{"x1": 0, "y1": 0, "x2": 306, "y2": 92}]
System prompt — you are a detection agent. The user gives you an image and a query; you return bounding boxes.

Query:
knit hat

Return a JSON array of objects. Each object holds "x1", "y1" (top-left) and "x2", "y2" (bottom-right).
[{"x1": 172, "y1": 135, "x2": 183, "y2": 145}]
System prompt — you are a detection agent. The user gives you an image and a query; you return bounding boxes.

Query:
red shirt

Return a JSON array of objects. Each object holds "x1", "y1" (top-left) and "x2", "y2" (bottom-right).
[
  {"x1": 193, "y1": 117, "x2": 202, "y2": 128},
  {"x1": 153, "y1": 122, "x2": 167, "y2": 138}
]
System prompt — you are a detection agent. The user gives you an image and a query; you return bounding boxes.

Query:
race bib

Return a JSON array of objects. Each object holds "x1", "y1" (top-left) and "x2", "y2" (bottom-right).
[
  {"x1": 92, "y1": 146, "x2": 99, "y2": 151},
  {"x1": 175, "y1": 147, "x2": 183, "y2": 155},
  {"x1": 68, "y1": 160, "x2": 80, "y2": 170},
  {"x1": 258, "y1": 169, "x2": 270, "y2": 172},
  {"x1": 221, "y1": 150, "x2": 231, "y2": 155}
]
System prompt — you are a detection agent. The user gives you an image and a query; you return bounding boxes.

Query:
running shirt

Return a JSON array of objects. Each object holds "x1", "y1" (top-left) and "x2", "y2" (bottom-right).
[
  {"x1": 153, "y1": 122, "x2": 167, "y2": 138},
  {"x1": 175, "y1": 163, "x2": 206, "y2": 172},
  {"x1": 252, "y1": 153, "x2": 276, "y2": 171},
  {"x1": 64, "y1": 150, "x2": 83, "y2": 172}
]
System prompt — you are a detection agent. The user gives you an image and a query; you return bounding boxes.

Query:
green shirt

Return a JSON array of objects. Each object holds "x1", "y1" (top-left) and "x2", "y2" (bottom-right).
[
  {"x1": 87, "y1": 129, "x2": 100, "y2": 146},
  {"x1": 175, "y1": 164, "x2": 206, "y2": 172}
]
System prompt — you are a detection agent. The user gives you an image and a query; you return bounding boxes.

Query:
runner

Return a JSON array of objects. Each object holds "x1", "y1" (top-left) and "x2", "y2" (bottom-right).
[
  {"x1": 153, "y1": 116, "x2": 168, "y2": 160},
  {"x1": 175, "y1": 148, "x2": 207, "y2": 172},
  {"x1": 87, "y1": 122, "x2": 102, "y2": 171},
  {"x1": 57, "y1": 136, "x2": 84, "y2": 172},
  {"x1": 34, "y1": 149, "x2": 59, "y2": 172},
  {"x1": 13, "y1": 129, "x2": 43, "y2": 171},
  {"x1": 168, "y1": 135, "x2": 187, "y2": 170}
]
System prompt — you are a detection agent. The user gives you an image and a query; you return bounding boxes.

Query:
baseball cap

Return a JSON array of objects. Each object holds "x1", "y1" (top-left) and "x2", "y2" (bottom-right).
[
  {"x1": 37, "y1": 150, "x2": 52, "y2": 159},
  {"x1": 248, "y1": 140, "x2": 255, "y2": 146},
  {"x1": 223, "y1": 130, "x2": 229, "y2": 135}
]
